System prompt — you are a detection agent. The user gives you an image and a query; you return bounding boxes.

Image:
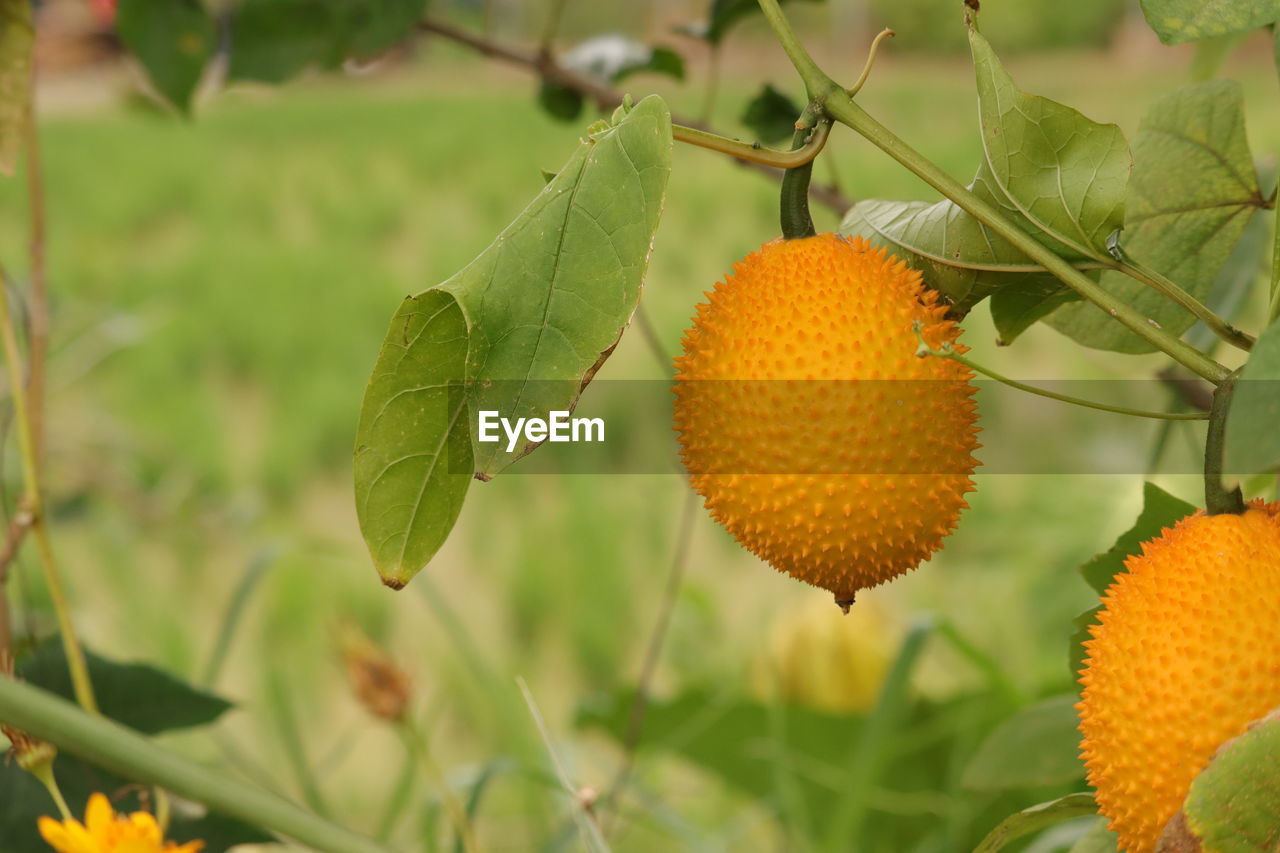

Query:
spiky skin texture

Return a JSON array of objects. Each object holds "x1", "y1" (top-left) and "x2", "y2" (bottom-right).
[
  {"x1": 673, "y1": 234, "x2": 979, "y2": 603},
  {"x1": 1078, "y1": 501, "x2": 1280, "y2": 853}
]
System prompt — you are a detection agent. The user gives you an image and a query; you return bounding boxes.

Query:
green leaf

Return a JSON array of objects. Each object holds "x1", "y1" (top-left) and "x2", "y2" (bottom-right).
[
  {"x1": 974, "y1": 793, "x2": 1098, "y2": 853},
  {"x1": 227, "y1": 0, "x2": 428, "y2": 84},
  {"x1": 1139, "y1": 0, "x2": 1280, "y2": 45},
  {"x1": 1079, "y1": 482, "x2": 1195, "y2": 595},
  {"x1": 1068, "y1": 818, "x2": 1118, "y2": 852},
  {"x1": 117, "y1": 0, "x2": 216, "y2": 113},
  {"x1": 989, "y1": 279, "x2": 1081, "y2": 345},
  {"x1": 1167, "y1": 708, "x2": 1280, "y2": 851},
  {"x1": 0, "y1": 0, "x2": 32, "y2": 176},
  {"x1": 1225, "y1": 318, "x2": 1280, "y2": 475},
  {"x1": 840, "y1": 199, "x2": 1097, "y2": 312},
  {"x1": 353, "y1": 289, "x2": 472, "y2": 589},
  {"x1": 623, "y1": 46, "x2": 685, "y2": 82},
  {"x1": 355, "y1": 98, "x2": 671, "y2": 586},
  {"x1": 969, "y1": 27, "x2": 1129, "y2": 260},
  {"x1": 840, "y1": 28, "x2": 1124, "y2": 316},
  {"x1": 1186, "y1": 191, "x2": 1272, "y2": 351},
  {"x1": 741, "y1": 83, "x2": 801, "y2": 145},
  {"x1": 963, "y1": 695, "x2": 1085, "y2": 792},
  {"x1": 1048, "y1": 80, "x2": 1264, "y2": 352},
  {"x1": 17, "y1": 639, "x2": 231, "y2": 734},
  {"x1": 438, "y1": 95, "x2": 671, "y2": 478}
]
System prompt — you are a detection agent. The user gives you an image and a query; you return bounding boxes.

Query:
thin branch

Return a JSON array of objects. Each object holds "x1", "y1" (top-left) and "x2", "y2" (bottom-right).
[
  {"x1": 24, "y1": 81, "x2": 48, "y2": 462},
  {"x1": 414, "y1": 18, "x2": 852, "y2": 215},
  {"x1": 599, "y1": 488, "x2": 698, "y2": 836}
]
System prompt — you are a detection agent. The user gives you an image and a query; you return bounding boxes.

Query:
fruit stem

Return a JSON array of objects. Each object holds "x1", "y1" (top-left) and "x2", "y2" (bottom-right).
[
  {"x1": 671, "y1": 120, "x2": 830, "y2": 169},
  {"x1": 1204, "y1": 370, "x2": 1245, "y2": 515},
  {"x1": 915, "y1": 332, "x2": 1211, "y2": 421},
  {"x1": 780, "y1": 107, "x2": 823, "y2": 239}
]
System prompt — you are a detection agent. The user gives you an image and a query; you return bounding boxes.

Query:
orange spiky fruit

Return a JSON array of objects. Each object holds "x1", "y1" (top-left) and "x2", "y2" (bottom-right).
[
  {"x1": 672, "y1": 234, "x2": 980, "y2": 605},
  {"x1": 1078, "y1": 501, "x2": 1280, "y2": 853}
]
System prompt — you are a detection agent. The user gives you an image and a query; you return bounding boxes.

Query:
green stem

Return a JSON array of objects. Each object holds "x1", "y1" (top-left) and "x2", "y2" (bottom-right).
[
  {"x1": 847, "y1": 27, "x2": 895, "y2": 97},
  {"x1": 1117, "y1": 259, "x2": 1254, "y2": 351},
  {"x1": 0, "y1": 278, "x2": 96, "y2": 714},
  {"x1": 29, "y1": 758, "x2": 71, "y2": 820},
  {"x1": 755, "y1": 0, "x2": 834, "y2": 99},
  {"x1": 671, "y1": 120, "x2": 830, "y2": 169},
  {"x1": 822, "y1": 95, "x2": 1229, "y2": 384},
  {"x1": 0, "y1": 677, "x2": 395, "y2": 853},
  {"x1": 1270, "y1": 207, "x2": 1280, "y2": 324},
  {"x1": 919, "y1": 340, "x2": 1211, "y2": 420},
  {"x1": 780, "y1": 110, "x2": 822, "y2": 239},
  {"x1": 398, "y1": 718, "x2": 481, "y2": 853},
  {"x1": 1205, "y1": 370, "x2": 1245, "y2": 515}
]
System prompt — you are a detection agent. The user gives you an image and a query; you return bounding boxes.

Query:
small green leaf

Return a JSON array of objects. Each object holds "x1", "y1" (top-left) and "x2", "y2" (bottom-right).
[
  {"x1": 0, "y1": 0, "x2": 32, "y2": 176},
  {"x1": 1170, "y1": 709, "x2": 1280, "y2": 851},
  {"x1": 440, "y1": 95, "x2": 671, "y2": 478},
  {"x1": 1079, "y1": 482, "x2": 1196, "y2": 595},
  {"x1": 1225, "y1": 319, "x2": 1280, "y2": 475},
  {"x1": 624, "y1": 46, "x2": 685, "y2": 82},
  {"x1": 989, "y1": 279, "x2": 1080, "y2": 345},
  {"x1": 354, "y1": 289, "x2": 472, "y2": 588},
  {"x1": 117, "y1": 0, "x2": 216, "y2": 113},
  {"x1": 975, "y1": 794, "x2": 1098, "y2": 853},
  {"x1": 963, "y1": 695, "x2": 1085, "y2": 792},
  {"x1": 17, "y1": 639, "x2": 231, "y2": 734},
  {"x1": 1048, "y1": 81, "x2": 1264, "y2": 352},
  {"x1": 1139, "y1": 0, "x2": 1280, "y2": 45},
  {"x1": 741, "y1": 83, "x2": 801, "y2": 145}
]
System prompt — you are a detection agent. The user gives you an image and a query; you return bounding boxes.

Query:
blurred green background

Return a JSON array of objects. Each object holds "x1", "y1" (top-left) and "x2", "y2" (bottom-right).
[{"x1": 1, "y1": 0, "x2": 1277, "y2": 850}]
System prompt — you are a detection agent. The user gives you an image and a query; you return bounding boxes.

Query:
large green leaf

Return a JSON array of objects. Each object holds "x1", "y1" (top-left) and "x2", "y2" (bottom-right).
[
  {"x1": 117, "y1": 0, "x2": 216, "y2": 113},
  {"x1": 438, "y1": 96, "x2": 671, "y2": 478},
  {"x1": 1225, "y1": 318, "x2": 1280, "y2": 475},
  {"x1": 228, "y1": 0, "x2": 428, "y2": 84},
  {"x1": 16, "y1": 639, "x2": 231, "y2": 734},
  {"x1": 840, "y1": 27, "x2": 1124, "y2": 325},
  {"x1": 1139, "y1": 0, "x2": 1280, "y2": 45},
  {"x1": 1162, "y1": 709, "x2": 1280, "y2": 851},
  {"x1": 963, "y1": 695, "x2": 1085, "y2": 792},
  {"x1": 1048, "y1": 81, "x2": 1264, "y2": 352},
  {"x1": 974, "y1": 794, "x2": 1098, "y2": 853},
  {"x1": 355, "y1": 97, "x2": 671, "y2": 587},
  {"x1": 0, "y1": 0, "x2": 32, "y2": 176},
  {"x1": 353, "y1": 289, "x2": 472, "y2": 589},
  {"x1": 969, "y1": 28, "x2": 1128, "y2": 259}
]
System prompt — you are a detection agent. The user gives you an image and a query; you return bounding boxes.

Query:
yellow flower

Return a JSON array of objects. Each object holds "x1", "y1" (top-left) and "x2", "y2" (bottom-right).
[{"x1": 38, "y1": 793, "x2": 204, "y2": 853}]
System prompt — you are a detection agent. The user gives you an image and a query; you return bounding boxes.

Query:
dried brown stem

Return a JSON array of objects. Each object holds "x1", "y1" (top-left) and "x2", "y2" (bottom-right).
[{"x1": 415, "y1": 18, "x2": 852, "y2": 216}]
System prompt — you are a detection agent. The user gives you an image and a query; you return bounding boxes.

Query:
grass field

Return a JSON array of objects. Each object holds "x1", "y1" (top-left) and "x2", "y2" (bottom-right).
[{"x1": 1, "y1": 33, "x2": 1277, "y2": 851}]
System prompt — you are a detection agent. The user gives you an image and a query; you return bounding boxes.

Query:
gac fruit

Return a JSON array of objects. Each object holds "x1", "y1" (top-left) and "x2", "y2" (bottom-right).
[
  {"x1": 672, "y1": 234, "x2": 979, "y2": 605},
  {"x1": 1078, "y1": 501, "x2": 1280, "y2": 852}
]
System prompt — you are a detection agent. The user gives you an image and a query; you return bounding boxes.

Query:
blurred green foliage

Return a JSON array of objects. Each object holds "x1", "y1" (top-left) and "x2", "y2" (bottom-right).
[{"x1": 869, "y1": 0, "x2": 1127, "y2": 53}]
